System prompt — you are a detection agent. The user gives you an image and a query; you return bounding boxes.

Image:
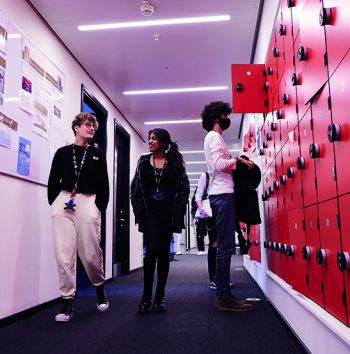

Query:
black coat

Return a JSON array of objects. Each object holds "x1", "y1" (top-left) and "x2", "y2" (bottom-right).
[
  {"x1": 232, "y1": 161, "x2": 261, "y2": 225},
  {"x1": 130, "y1": 154, "x2": 190, "y2": 233}
]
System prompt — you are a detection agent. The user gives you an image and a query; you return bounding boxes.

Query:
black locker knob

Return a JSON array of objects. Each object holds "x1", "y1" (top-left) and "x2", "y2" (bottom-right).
[
  {"x1": 273, "y1": 180, "x2": 279, "y2": 190},
  {"x1": 276, "y1": 110, "x2": 283, "y2": 120},
  {"x1": 296, "y1": 156, "x2": 305, "y2": 170},
  {"x1": 272, "y1": 47, "x2": 279, "y2": 58},
  {"x1": 243, "y1": 147, "x2": 248, "y2": 152},
  {"x1": 249, "y1": 131, "x2": 253, "y2": 138},
  {"x1": 264, "y1": 241, "x2": 268, "y2": 249},
  {"x1": 291, "y1": 73, "x2": 300, "y2": 86},
  {"x1": 264, "y1": 81, "x2": 269, "y2": 90},
  {"x1": 248, "y1": 143, "x2": 251, "y2": 148},
  {"x1": 280, "y1": 243, "x2": 286, "y2": 254},
  {"x1": 267, "y1": 66, "x2": 273, "y2": 75},
  {"x1": 316, "y1": 248, "x2": 327, "y2": 265},
  {"x1": 275, "y1": 242, "x2": 280, "y2": 252},
  {"x1": 301, "y1": 246, "x2": 311, "y2": 260},
  {"x1": 309, "y1": 143, "x2": 320, "y2": 159},
  {"x1": 337, "y1": 251, "x2": 350, "y2": 271},
  {"x1": 259, "y1": 148, "x2": 264, "y2": 156},
  {"x1": 266, "y1": 133, "x2": 272, "y2": 141},
  {"x1": 286, "y1": 167, "x2": 295, "y2": 178},
  {"x1": 236, "y1": 83, "x2": 244, "y2": 92},
  {"x1": 280, "y1": 175, "x2": 287, "y2": 185},
  {"x1": 287, "y1": 0, "x2": 295, "y2": 8},
  {"x1": 282, "y1": 94, "x2": 289, "y2": 105},
  {"x1": 297, "y1": 46, "x2": 308, "y2": 61},
  {"x1": 263, "y1": 141, "x2": 268, "y2": 149},
  {"x1": 270, "y1": 242, "x2": 275, "y2": 251},
  {"x1": 262, "y1": 191, "x2": 268, "y2": 201},
  {"x1": 254, "y1": 240, "x2": 259, "y2": 246},
  {"x1": 319, "y1": 8, "x2": 332, "y2": 26},
  {"x1": 286, "y1": 245, "x2": 295, "y2": 256},
  {"x1": 279, "y1": 24, "x2": 286, "y2": 36},
  {"x1": 332, "y1": 166, "x2": 337, "y2": 181},
  {"x1": 327, "y1": 123, "x2": 341, "y2": 142},
  {"x1": 271, "y1": 122, "x2": 277, "y2": 131},
  {"x1": 268, "y1": 186, "x2": 274, "y2": 195}
]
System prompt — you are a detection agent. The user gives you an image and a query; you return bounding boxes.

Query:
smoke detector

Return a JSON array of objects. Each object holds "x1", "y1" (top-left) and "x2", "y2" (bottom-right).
[{"x1": 140, "y1": 1, "x2": 155, "y2": 17}]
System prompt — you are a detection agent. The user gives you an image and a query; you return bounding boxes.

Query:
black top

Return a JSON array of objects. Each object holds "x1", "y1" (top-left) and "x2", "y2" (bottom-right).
[
  {"x1": 141, "y1": 161, "x2": 178, "y2": 211},
  {"x1": 47, "y1": 144, "x2": 109, "y2": 210}
]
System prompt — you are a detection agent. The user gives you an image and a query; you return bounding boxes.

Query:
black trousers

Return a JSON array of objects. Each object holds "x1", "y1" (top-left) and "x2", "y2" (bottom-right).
[
  {"x1": 206, "y1": 217, "x2": 217, "y2": 282},
  {"x1": 142, "y1": 210, "x2": 173, "y2": 302}
]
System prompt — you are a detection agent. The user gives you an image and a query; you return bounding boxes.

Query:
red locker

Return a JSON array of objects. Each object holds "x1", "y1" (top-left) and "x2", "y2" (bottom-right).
[
  {"x1": 248, "y1": 225, "x2": 261, "y2": 263},
  {"x1": 311, "y1": 84, "x2": 337, "y2": 202},
  {"x1": 276, "y1": 151, "x2": 286, "y2": 217},
  {"x1": 322, "y1": 0, "x2": 350, "y2": 77},
  {"x1": 275, "y1": 8, "x2": 286, "y2": 80},
  {"x1": 278, "y1": 213, "x2": 290, "y2": 282},
  {"x1": 298, "y1": 111, "x2": 317, "y2": 207},
  {"x1": 266, "y1": 29, "x2": 280, "y2": 107},
  {"x1": 304, "y1": 205, "x2": 324, "y2": 307},
  {"x1": 328, "y1": 52, "x2": 350, "y2": 196},
  {"x1": 290, "y1": 0, "x2": 308, "y2": 42},
  {"x1": 280, "y1": 0, "x2": 294, "y2": 67},
  {"x1": 287, "y1": 208, "x2": 308, "y2": 296},
  {"x1": 297, "y1": 0, "x2": 328, "y2": 103},
  {"x1": 338, "y1": 194, "x2": 350, "y2": 326},
  {"x1": 318, "y1": 199, "x2": 346, "y2": 324}
]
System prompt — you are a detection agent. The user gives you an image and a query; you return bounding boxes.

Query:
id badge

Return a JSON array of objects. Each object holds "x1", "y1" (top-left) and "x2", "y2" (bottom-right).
[{"x1": 153, "y1": 191, "x2": 165, "y2": 201}]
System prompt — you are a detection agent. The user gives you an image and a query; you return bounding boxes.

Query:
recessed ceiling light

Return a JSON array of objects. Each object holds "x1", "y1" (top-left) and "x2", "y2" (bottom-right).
[
  {"x1": 144, "y1": 119, "x2": 201, "y2": 125},
  {"x1": 124, "y1": 86, "x2": 228, "y2": 95},
  {"x1": 78, "y1": 15, "x2": 230, "y2": 31}
]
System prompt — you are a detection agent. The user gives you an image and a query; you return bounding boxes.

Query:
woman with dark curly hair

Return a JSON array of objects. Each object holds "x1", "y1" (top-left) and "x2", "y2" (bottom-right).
[
  {"x1": 131, "y1": 128, "x2": 190, "y2": 314},
  {"x1": 201, "y1": 101, "x2": 254, "y2": 312}
]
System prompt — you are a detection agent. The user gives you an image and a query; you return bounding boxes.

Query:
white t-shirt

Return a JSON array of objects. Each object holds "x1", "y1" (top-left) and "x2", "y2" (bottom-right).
[{"x1": 204, "y1": 130, "x2": 237, "y2": 196}]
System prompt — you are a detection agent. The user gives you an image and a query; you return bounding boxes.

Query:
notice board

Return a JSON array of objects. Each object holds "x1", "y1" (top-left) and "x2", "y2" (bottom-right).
[{"x1": 0, "y1": 12, "x2": 65, "y2": 185}]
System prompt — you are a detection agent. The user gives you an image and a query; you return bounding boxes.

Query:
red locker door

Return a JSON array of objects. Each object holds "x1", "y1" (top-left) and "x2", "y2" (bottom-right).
[
  {"x1": 280, "y1": 0, "x2": 294, "y2": 67},
  {"x1": 266, "y1": 29, "x2": 280, "y2": 107},
  {"x1": 275, "y1": 7, "x2": 286, "y2": 80},
  {"x1": 278, "y1": 213, "x2": 290, "y2": 282},
  {"x1": 276, "y1": 151, "x2": 286, "y2": 217},
  {"x1": 293, "y1": 33, "x2": 309, "y2": 120},
  {"x1": 338, "y1": 194, "x2": 350, "y2": 326},
  {"x1": 318, "y1": 199, "x2": 346, "y2": 324},
  {"x1": 249, "y1": 225, "x2": 261, "y2": 263},
  {"x1": 304, "y1": 205, "x2": 324, "y2": 307},
  {"x1": 298, "y1": 0, "x2": 328, "y2": 103},
  {"x1": 287, "y1": 208, "x2": 308, "y2": 296},
  {"x1": 328, "y1": 52, "x2": 350, "y2": 196},
  {"x1": 231, "y1": 64, "x2": 268, "y2": 113},
  {"x1": 311, "y1": 84, "x2": 337, "y2": 203},
  {"x1": 323, "y1": 0, "x2": 350, "y2": 77},
  {"x1": 299, "y1": 111, "x2": 317, "y2": 207},
  {"x1": 290, "y1": 0, "x2": 308, "y2": 42}
]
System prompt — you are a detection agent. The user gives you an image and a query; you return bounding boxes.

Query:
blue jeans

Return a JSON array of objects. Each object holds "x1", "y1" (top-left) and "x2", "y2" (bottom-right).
[{"x1": 209, "y1": 193, "x2": 236, "y2": 297}]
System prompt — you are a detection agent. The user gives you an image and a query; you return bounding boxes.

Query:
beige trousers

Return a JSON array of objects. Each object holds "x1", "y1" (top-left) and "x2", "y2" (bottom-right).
[{"x1": 52, "y1": 191, "x2": 105, "y2": 298}]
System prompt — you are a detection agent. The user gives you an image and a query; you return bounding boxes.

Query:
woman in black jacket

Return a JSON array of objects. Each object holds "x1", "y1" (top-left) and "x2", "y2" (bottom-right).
[{"x1": 131, "y1": 128, "x2": 190, "y2": 314}]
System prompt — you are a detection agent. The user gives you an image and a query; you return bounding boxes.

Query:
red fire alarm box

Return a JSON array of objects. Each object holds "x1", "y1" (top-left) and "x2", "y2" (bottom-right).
[{"x1": 231, "y1": 64, "x2": 269, "y2": 113}]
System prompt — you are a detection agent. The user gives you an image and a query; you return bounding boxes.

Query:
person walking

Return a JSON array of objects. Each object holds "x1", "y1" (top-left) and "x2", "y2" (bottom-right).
[
  {"x1": 131, "y1": 128, "x2": 189, "y2": 314},
  {"x1": 48, "y1": 112, "x2": 109, "y2": 322},
  {"x1": 201, "y1": 101, "x2": 254, "y2": 312}
]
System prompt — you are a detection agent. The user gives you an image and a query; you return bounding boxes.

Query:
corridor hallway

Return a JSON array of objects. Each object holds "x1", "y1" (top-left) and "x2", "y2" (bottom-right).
[{"x1": 0, "y1": 255, "x2": 307, "y2": 354}]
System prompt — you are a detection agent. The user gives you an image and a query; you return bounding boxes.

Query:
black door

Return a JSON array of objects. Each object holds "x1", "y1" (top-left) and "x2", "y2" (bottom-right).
[
  {"x1": 113, "y1": 122, "x2": 130, "y2": 275},
  {"x1": 77, "y1": 85, "x2": 108, "y2": 287}
]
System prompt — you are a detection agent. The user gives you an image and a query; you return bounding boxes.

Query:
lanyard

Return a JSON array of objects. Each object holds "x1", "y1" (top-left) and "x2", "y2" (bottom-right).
[
  {"x1": 71, "y1": 144, "x2": 89, "y2": 195},
  {"x1": 152, "y1": 156, "x2": 165, "y2": 192}
]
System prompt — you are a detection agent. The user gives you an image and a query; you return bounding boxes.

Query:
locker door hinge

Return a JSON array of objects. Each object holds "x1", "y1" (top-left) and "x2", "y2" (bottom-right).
[
  {"x1": 321, "y1": 280, "x2": 324, "y2": 294},
  {"x1": 342, "y1": 291, "x2": 347, "y2": 307},
  {"x1": 291, "y1": 192, "x2": 293, "y2": 201},
  {"x1": 324, "y1": 52, "x2": 328, "y2": 67},
  {"x1": 301, "y1": 186, "x2": 303, "y2": 197},
  {"x1": 336, "y1": 214, "x2": 341, "y2": 229},
  {"x1": 277, "y1": 200, "x2": 279, "y2": 208},
  {"x1": 310, "y1": 118, "x2": 314, "y2": 130},
  {"x1": 264, "y1": 100, "x2": 269, "y2": 107},
  {"x1": 298, "y1": 135, "x2": 301, "y2": 146},
  {"x1": 263, "y1": 69, "x2": 267, "y2": 76},
  {"x1": 314, "y1": 177, "x2": 317, "y2": 190},
  {"x1": 306, "y1": 274, "x2": 309, "y2": 285},
  {"x1": 293, "y1": 56, "x2": 295, "y2": 66},
  {"x1": 296, "y1": 103, "x2": 299, "y2": 114},
  {"x1": 302, "y1": 219, "x2": 305, "y2": 231},
  {"x1": 328, "y1": 96, "x2": 332, "y2": 110},
  {"x1": 317, "y1": 217, "x2": 320, "y2": 230},
  {"x1": 283, "y1": 196, "x2": 286, "y2": 205}
]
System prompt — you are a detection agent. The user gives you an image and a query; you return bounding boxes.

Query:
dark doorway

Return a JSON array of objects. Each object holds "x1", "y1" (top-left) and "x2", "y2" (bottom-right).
[
  {"x1": 113, "y1": 122, "x2": 130, "y2": 275},
  {"x1": 77, "y1": 85, "x2": 108, "y2": 287}
]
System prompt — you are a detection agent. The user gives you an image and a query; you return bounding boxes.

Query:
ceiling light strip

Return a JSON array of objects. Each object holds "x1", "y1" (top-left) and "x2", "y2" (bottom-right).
[
  {"x1": 123, "y1": 86, "x2": 228, "y2": 95},
  {"x1": 78, "y1": 15, "x2": 230, "y2": 31},
  {"x1": 144, "y1": 119, "x2": 201, "y2": 125}
]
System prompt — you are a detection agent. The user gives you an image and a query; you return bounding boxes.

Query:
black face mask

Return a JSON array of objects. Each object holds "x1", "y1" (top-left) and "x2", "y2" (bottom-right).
[{"x1": 218, "y1": 118, "x2": 231, "y2": 131}]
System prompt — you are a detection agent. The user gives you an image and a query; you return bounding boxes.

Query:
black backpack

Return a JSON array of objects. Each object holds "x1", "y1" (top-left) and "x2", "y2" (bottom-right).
[{"x1": 190, "y1": 172, "x2": 209, "y2": 218}]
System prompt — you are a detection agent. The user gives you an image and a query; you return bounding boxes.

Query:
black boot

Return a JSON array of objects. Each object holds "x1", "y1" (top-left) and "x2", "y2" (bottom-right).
[
  {"x1": 55, "y1": 298, "x2": 74, "y2": 322},
  {"x1": 96, "y1": 284, "x2": 109, "y2": 312}
]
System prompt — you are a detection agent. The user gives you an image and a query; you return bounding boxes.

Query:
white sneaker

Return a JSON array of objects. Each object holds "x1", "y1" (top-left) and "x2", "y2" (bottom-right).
[
  {"x1": 175, "y1": 251, "x2": 182, "y2": 255},
  {"x1": 197, "y1": 251, "x2": 205, "y2": 255}
]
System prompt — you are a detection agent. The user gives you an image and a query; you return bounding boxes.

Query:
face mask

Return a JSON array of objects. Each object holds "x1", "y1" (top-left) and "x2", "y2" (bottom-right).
[{"x1": 218, "y1": 118, "x2": 231, "y2": 131}]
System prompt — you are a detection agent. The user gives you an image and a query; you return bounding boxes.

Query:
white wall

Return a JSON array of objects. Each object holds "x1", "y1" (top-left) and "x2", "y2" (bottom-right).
[{"x1": 0, "y1": 0, "x2": 144, "y2": 319}]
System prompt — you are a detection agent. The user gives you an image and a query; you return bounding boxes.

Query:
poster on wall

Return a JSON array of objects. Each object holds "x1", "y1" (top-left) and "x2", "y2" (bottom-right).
[
  {"x1": 0, "y1": 56, "x2": 5, "y2": 108},
  {"x1": 0, "y1": 124, "x2": 11, "y2": 148},
  {"x1": 17, "y1": 136, "x2": 31, "y2": 176},
  {"x1": 0, "y1": 11, "x2": 7, "y2": 55}
]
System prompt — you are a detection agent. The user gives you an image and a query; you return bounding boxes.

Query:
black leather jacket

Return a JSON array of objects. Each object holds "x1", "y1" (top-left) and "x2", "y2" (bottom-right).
[{"x1": 130, "y1": 154, "x2": 190, "y2": 233}]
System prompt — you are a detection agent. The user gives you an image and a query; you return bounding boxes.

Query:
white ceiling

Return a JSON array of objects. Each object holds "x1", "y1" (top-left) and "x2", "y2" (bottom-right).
[{"x1": 29, "y1": 0, "x2": 261, "y2": 176}]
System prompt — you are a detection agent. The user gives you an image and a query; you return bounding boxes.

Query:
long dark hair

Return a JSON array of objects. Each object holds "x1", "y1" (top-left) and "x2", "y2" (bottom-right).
[{"x1": 148, "y1": 128, "x2": 185, "y2": 169}]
